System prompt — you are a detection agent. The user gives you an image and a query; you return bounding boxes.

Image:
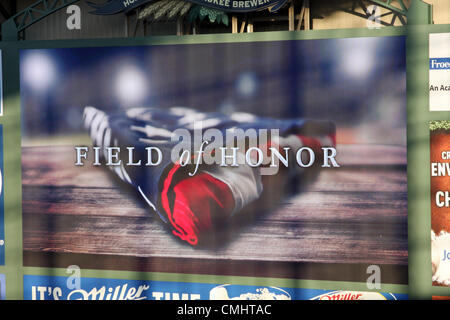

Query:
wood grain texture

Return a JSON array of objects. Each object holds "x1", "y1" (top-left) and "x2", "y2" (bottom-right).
[{"x1": 22, "y1": 145, "x2": 408, "y2": 283}]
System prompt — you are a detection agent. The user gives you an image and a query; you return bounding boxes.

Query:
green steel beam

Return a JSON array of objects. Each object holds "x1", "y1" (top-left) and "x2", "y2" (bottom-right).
[
  {"x1": 368, "y1": 0, "x2": 408, "y2": 16},
  {"x1": 407, "y1": 0, "x2": 433, "y2": 25},
  {"x1": 2, "y1": 0, "x2": 81, "y2": 40},
  {"x1": 15, "y1": 0, "x2": 81, "y2": 31},
  {"x1": 340, "y1": 0, "x2": 407, "y2": 26}
]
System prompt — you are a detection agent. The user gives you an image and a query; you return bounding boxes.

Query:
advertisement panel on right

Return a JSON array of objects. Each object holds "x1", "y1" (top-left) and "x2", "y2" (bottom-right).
[{"x1": 430, "y1": 120, "x2": 450, "y2": 287}]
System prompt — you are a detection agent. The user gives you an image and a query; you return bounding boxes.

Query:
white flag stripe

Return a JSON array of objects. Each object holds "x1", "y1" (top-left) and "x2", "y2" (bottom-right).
[
  {"x1": 95, "y1": 116, "x2": 109, "y2": 146},
  {"x1": 138, "y1": 185, "x2": 157, "y2": 211},
  {"x1": 83, "y1": 106, "x2": 100, "y2": 128}
]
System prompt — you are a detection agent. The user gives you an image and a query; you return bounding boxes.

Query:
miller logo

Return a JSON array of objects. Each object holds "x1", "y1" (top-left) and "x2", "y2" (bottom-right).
[{"x1": 310, "y1": 291, "x2": 397, "y2": 300}]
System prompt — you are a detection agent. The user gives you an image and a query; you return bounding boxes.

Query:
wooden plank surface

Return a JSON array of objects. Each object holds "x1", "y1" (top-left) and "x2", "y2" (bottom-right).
[{"x1": 22, "y1": 145, "x2": 408, "y2": 282}]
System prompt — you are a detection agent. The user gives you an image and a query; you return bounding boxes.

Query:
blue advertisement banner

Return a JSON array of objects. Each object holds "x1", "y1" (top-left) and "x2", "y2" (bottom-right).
[
  {"x1": 23, "y1": 275, "x2": 408, "y2": 300},
  {"x1": 0, "y1": 50, "x2": 3, "y2": 116},
  {"x1": 87, "y1": 0, "x2": 287, "y2": 14},
  {"x1": 0, "y1": 125, "x2": 4, "y2": 266},
  {"x1": 0, "y1": 274, "x2": 5, "y2": 300}
]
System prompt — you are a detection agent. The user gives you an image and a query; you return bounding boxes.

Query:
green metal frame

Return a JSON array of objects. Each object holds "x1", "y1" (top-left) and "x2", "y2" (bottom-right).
[{"x1": 0, "y1": 25, "x2": 410, "y2": 300}]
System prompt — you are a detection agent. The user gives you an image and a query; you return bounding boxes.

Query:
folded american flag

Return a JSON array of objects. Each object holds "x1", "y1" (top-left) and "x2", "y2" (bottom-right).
[{"x1": 83, "y1": 106, "x2": 336, "y2": 246}]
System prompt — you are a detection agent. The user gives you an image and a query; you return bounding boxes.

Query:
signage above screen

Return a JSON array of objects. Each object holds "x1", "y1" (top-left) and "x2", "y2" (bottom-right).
[{"x1": 87, "y1": 0, "x2": 287, "y2": 14}]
